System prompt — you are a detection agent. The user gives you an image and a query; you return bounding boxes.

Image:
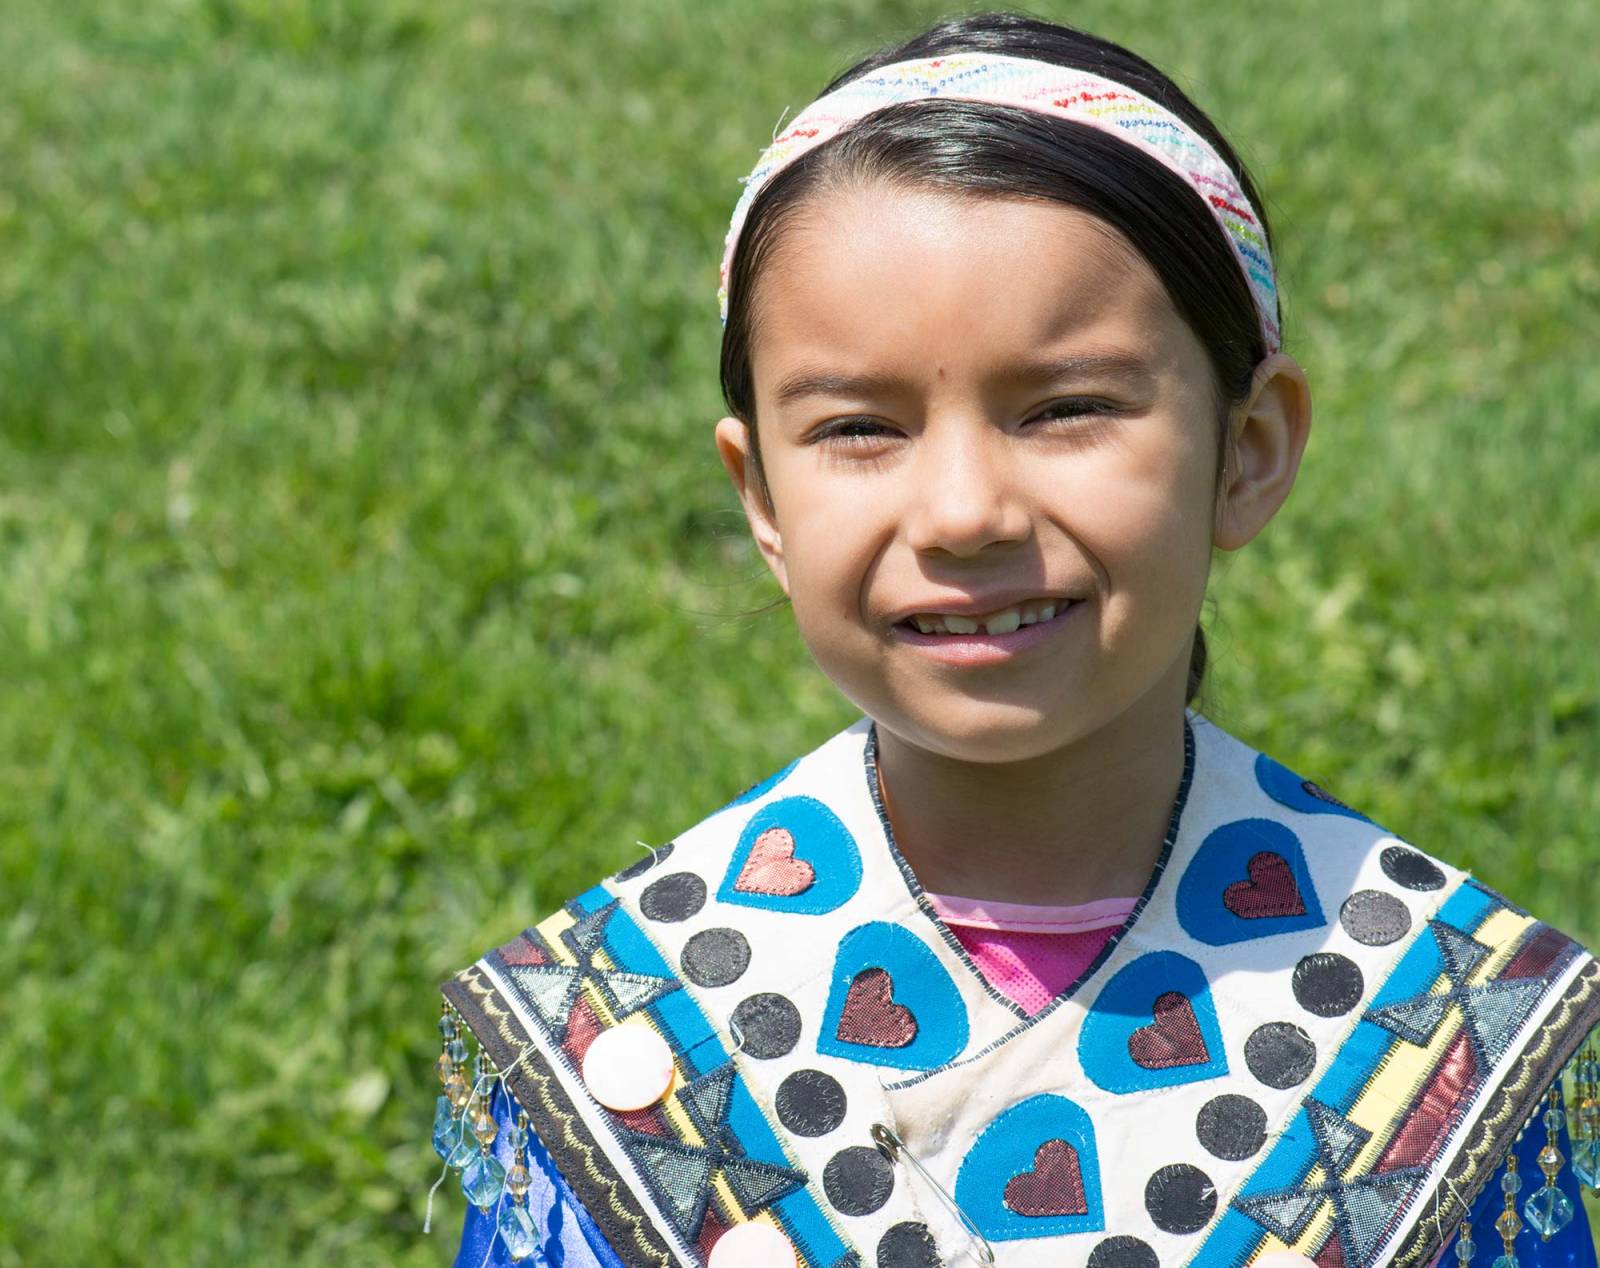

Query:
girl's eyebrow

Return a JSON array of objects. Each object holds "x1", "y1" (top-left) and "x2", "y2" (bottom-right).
[{"x1": 771, "y1": 352, "x2": 1156, "y2": 406}]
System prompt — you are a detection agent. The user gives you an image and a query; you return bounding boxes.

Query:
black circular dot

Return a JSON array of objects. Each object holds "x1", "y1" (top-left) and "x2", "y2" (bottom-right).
[
  {"x1": 614, "y1": 841, "x2": 674, "y2": 882},
  {"x1": 1292, "y1": 952, "x2": 1364, "y2": 1017},
  {"x1": 1340, "y1": 888, "x2": 1412, "y2": 946},
  {"x1": 775, "y1": 1068, "x2": 847, "y2": 1137},
  {"x1": 1144, "y1": 1162, "x2": 1216, "y2": 1235},
  {"x1": 1196, "y1": 1094, "x2": 1268, "y2": 1161},
  {"x1": 639, "y1": 871, "x2": 706, "y2": 922},
  {"x1": 729, "y1": 993, "x2": 802, "y2": 1059},
  {"x1": 680, "y1": 928, "x2": 751, "y2": 988},
  {"x1": 1245, "y1": 1021, "x2": 1317, "y2": 1089},
  {"x1": 1301, "y1": 779, "x2": 1358, "y2": 812},
  {"x1": 876, "y1": 1221, "x2": 940, "y2": 1268},
  {"x1": 1088, "y1": 1236, "x2": 1160, "y2": 1268},
  {"x1": 823, "y1": 1145, "x2": 895, "y2": 1217},
  {"x1": 1381, "y1": 845, "x2": 1445, "y2": 892}
]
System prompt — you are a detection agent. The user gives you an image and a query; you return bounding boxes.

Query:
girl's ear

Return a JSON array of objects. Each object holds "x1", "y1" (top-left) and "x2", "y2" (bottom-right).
[
  {"x1": 1213, "y1": 353, "x2": 1313, "y2": 551},
  {"x1": 714, "y1": 415, "x2": 790, "y2": 594}
]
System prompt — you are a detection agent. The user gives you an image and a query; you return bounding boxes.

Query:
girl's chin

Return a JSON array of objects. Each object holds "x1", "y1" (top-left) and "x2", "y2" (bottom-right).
[{"x1": 873, "y1": 700, "x2": 1089, "y2": 765}]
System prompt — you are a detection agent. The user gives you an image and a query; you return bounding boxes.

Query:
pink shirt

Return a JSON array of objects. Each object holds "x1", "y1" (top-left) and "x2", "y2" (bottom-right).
[{"x1": 925, "y1": 891, "x2": 1141, "y2": 1016}]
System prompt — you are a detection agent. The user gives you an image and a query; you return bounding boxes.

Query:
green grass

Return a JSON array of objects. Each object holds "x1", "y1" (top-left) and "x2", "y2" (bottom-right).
[{"x1": 2, "y1": 0, "x2": 1596, "y2": 1261}]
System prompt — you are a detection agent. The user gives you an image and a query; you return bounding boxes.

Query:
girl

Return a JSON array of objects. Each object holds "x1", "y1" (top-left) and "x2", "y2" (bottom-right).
[{"x1": 427, "y1": 13, "x2": 1600, "y2": 1267}]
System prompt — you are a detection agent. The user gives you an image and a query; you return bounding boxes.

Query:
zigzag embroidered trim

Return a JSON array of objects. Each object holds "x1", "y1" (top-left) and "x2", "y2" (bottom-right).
[{"x1": 1427, "y1": 1020, "x2": 1600, "y2": 1265}]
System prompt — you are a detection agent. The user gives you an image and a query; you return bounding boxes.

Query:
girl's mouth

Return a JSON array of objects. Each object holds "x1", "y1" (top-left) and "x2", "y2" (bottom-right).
[{"x1": 889, "y1": 599, "x2": 1084, "y2": 665}]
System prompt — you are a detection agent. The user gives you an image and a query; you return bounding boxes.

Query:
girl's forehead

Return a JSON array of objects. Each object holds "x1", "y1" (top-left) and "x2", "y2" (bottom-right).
[{"x1": 751, "y1": 183, "x2": 1193, "y2": 388}]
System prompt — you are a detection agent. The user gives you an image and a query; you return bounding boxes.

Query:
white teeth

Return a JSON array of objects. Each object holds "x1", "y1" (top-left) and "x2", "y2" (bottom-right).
[
  {"x1": 905, "y1": 599, "x2": 1073, "y2": 635},
  {"x1": 982, "y1": 608, "x2": 1021, "y2": 635}
]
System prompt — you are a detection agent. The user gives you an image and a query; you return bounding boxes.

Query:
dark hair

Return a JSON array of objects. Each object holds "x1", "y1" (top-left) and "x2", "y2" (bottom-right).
[{"x1": 719, "y1": 11, "x2": 1282, "y2": 707}]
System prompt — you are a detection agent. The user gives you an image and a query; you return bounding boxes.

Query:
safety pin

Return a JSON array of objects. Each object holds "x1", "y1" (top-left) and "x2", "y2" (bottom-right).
[{"x1": 871, "y1": 1122, "x2": 996, "y2": 1266}]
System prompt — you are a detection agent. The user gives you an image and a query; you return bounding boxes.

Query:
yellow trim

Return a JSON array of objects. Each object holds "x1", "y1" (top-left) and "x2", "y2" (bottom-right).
[{"x1": 1259, "y1": 909, "x2": 1539, "y2": 1257}]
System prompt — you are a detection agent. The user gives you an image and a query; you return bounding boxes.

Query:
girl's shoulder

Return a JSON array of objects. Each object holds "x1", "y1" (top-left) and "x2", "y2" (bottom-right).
[{"x1": 432, "y1": 713, "x2": 1600, "y2": 1268}]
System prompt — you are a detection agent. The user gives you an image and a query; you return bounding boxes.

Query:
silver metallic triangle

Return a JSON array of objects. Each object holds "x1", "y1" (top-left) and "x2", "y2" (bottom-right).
[
  {"x1": 504, "y1": 963, "x2": 582, "y2": 1028},
  {"x1": 605, "y1": 968, "x2": 680, "y2": 1019},
  {"x1": 1307, "y1": 1099, "x2": 1370, "y2": 1174},
  {"x1": 1463, "y1": 977, "x2": 1550, "y2": 1066},
  {"x1": 722, "y1": 1154, "x2": 808, "y2": 1215},
  {"x1": 1233, "y1": 1187, "x2": 1324, "y2": 1242},
  {"x1": 1366, "y1": 992, "x2": 1453, "y2": 1047},
  {"x1": 678, "y1": 1064, "x2": 736, "y2": 1140},
  {"x1": 1430, "y1": 920, "x2": 1491, "y2": 983},
  {"x1": 563, "y1": 903, "x2": 618, "y2": 960},
  {"x1": 627, "y1": 1136, "x2": 716, "y2": 1238},
  {"x1": 1336, "y1": 1172, "x2": 1425, "y2": 1264}
]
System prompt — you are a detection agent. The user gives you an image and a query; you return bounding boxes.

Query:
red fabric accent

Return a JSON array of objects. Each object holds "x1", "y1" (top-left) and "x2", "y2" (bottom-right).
[
  {"x1": 733, "y1": 826, "x2": 816, "y2": 896},
  {"x1": 1223, "y1": 851, "x2": 1307, "y2": 919},
  {"x1": 496, "y1": 934, "x2": 548, "y2": 966},
  {"x1": 1128, "y1": 991, "x2": 1210, "y2": 1069},
  {"x1": 561, "y1": 993, "x2": 605, "y2": 1066},
  {"x1": 696, "y1": 1204, "x2": 728, "y2": 1260},
  {"x1": 1377, "y1": 1029, "x2": 1477, "y2": 1171},
  {"x1": 837, "y1": 968, "x2": 918, "y2": 1048},
  {"x1": 1004, "y1": 1139, "x2": 1089, "y2": 1217},
  {"x1": 611, "y1": 1103, "x2": 668, "y2": 1136},
  {"x1": 1501, "y1": 924, "x2": 1572, "y2": 980},
  {"x1": 1314, "y1": 1229, "x2": 1347, "y2": 1267}
]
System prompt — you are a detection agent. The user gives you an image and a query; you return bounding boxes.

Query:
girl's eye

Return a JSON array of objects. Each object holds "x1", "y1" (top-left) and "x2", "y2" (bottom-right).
[
  {"x1": 1031, "y1": 398, "x2": 1114, "y2": 423},
  {"x1": 815, "y1": 418, "x2": 893, "y2": 447}
]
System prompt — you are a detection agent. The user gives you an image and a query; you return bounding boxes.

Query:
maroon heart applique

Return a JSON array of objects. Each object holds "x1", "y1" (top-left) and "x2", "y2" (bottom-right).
[
  {"x1": 1223, "y1": 850, "x2": 1307, "y2": 919},
  {"x1": 1003, "y1": 1139, "x2": 1088, "y2": 1218},
  {"x1": 836, "y1": 968, "x2": 918, "y2": 1048},
  {"x1": 734, "y1": 826, "x2": 816, "y2": 897},
  {"x1": 1127, "y1": 991, "x2": 1210, "y2": 1069}
]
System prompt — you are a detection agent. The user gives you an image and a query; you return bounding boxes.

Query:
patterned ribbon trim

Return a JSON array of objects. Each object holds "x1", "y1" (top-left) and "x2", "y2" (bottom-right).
[{"x1": 718, "y1": 51, "x2": 1282, "y2": 353}]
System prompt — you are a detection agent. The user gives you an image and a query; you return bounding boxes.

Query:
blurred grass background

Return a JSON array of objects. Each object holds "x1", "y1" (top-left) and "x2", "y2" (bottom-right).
[{"x1": 2, "y1": 0, "x2": 1596, "y2": 1261}]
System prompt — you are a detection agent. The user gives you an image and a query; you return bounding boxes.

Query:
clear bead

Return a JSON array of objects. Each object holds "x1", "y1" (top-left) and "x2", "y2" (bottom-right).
[
  {"x1": 507, "y1": 1162, "x2": 532, "y2": 1199},
  {"x1": 445, "y1": 1070, "x2": 471, "y2": 1110},
  {"x1": 1572, "y1": 1138, "x2": 1600, "y2": 1188},
  {"x1": 472, "y1": 1103, "x2": 498, "y2": 1147},
  {"x1": 1523, "y1": 1184, "x2": 1575, "y2": 1239},
  {"x1": 1491, "y1": 1256, "x2": 1519, "y2": 1268},
  {"x1": 435, "y1": 1052, "x2": 455, "y2": 1085},
  {"x1": 1545, "y1": 1108, "x2": 1564, "y2": 1132},
  {"x1": 447, "y1": 1129, "x2": 478, "y2": 1171},
  {"x1": 1495, "y1": 1205, "x2": 1523, "y2": 1241},
  {"x1": 508, "y1": 1122, "x2": 528, "y2": 1154},
  {"x1": 462, "y1": 1151, "x2": 508, "y2": 1212},
  {"x1": 1501, "y1": 1168, "x2": 1523, "y2": 1196},
  {"x1": 439, "y1": 1013, "x2": 459, "y2": 1040},
  {"x1": 1537, "y1": 1143, "x2": 1563, "y2": 1178},
  {"x1": 432, "y1": 1095, "x2": 461, "y2": 1162},
  {"x1": 448, "y1": 1037, "x2": 469, "y2": 1064},
  {"x1": 497, "y1": 1200, "x2": 545, "y2": 1262},
  {"x1": 1456, "y1": 1232, "x2": 1475, "y2": 1261}
]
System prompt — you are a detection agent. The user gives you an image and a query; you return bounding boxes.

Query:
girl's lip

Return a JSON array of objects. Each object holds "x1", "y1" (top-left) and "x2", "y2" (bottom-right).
[{"x1": 888, "y1": 600, "x2": 1083, "y2": 664}]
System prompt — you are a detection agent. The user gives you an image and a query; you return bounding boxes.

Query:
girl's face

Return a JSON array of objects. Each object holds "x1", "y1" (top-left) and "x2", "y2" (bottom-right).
[{"x1": 717, "y1": 183, "x2": 1286, "y2": 764}]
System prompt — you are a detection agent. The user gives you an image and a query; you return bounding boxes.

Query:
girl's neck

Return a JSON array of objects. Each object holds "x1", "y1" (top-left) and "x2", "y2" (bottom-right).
[{"x1": 873, "y1": 675, "x2": 1189, "y2": 908}]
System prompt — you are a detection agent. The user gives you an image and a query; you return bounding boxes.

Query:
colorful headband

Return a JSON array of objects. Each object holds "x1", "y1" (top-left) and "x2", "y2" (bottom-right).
[{"x1": 718, "y1": 51, "x2": 1281, "y2": 353}]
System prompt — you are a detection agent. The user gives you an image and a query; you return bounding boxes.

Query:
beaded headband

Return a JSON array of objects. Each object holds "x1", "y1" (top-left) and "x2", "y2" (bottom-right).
[{"x1": 718, "y1": 51, "x2": 1281, "y2": 354}]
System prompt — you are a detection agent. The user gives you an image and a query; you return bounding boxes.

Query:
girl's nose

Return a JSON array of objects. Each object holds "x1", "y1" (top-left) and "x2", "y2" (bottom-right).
[{"x1": 901, "y1": 420, "x2": 1032, "y2": 558}]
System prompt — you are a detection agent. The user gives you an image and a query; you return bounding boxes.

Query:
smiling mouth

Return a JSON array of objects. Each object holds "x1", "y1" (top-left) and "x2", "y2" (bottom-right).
[{"x1": 895, "y1": 597, "x2": 1080, "y2": 637}]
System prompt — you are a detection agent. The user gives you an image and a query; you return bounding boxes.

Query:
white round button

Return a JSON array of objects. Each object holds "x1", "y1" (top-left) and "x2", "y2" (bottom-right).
[
  {"x1": 708, "y1": 1221, "x2": 798, "y2": 1268},
  {"x1": 581, "y1": 1024, "x2": 675, "y2": 1111}
]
